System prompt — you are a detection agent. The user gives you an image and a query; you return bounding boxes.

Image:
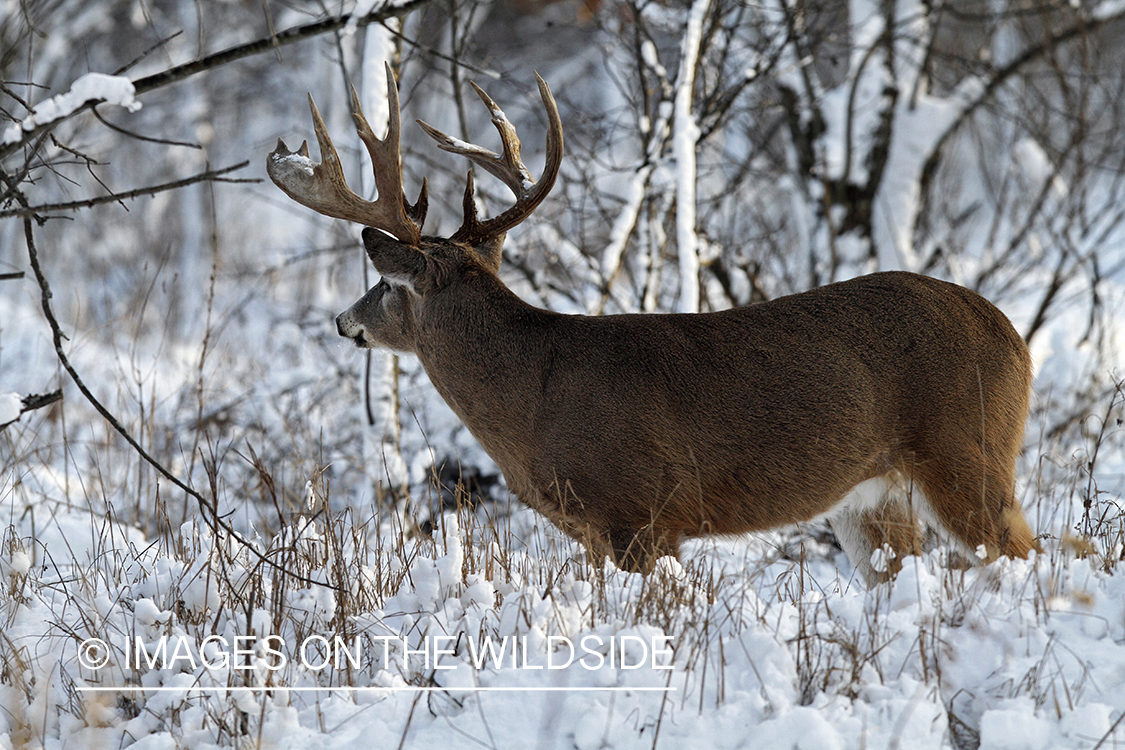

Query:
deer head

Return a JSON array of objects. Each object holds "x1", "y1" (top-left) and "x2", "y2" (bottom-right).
[
  {"x1": 267, "y1": 64, "x2": 561, "y2": 355},
  {"x1": 268, "y1": 66, "x2": 1040, "y2": 584}
]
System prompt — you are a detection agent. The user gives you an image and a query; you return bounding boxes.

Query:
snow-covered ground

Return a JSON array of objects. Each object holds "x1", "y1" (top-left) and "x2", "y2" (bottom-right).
[
  {"x1": 3, "y1": 477, "x2": 1125, "y2": 749},
  {"x1": 3, "y1": 1, "x2": 1125, "y2": 748}
]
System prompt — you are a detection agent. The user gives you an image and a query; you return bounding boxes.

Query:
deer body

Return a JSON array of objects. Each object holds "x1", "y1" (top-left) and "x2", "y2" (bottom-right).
[{"x1": 270, "y1": 66, "x2": 1039, "y2": 582}]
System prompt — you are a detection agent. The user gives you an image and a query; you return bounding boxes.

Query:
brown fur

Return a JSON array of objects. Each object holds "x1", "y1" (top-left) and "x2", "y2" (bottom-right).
[{"x1": 337, "y1": 232, "x2": 1040, "y2": 583}]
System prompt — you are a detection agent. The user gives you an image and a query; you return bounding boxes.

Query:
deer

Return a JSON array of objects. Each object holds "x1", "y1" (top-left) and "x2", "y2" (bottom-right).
[{"x1": 266, "y1": 64, "x2": 1040, "y2": 584}]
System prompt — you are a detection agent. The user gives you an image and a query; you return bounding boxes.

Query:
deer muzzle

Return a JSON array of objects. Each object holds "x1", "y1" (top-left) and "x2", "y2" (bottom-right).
[{"x1": 335, "y1": 279, "x2": 393, "y2": 348}]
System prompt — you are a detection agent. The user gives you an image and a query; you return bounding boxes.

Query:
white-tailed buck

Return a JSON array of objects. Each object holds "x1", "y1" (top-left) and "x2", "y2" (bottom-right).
[{"x1": 267, "y1": 65, "x2": 1039, "y2": 583}]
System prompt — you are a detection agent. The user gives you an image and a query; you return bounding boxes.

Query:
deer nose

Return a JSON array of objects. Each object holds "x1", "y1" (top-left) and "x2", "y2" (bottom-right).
[{"x1": 336, "y1": 313, "x2": 368, "y2": 347}]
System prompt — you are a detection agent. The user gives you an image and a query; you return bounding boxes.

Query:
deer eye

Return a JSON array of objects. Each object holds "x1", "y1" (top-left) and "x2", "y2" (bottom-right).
[{"x1": 379, "y1": 273, "x2": 417, "y2": 293}]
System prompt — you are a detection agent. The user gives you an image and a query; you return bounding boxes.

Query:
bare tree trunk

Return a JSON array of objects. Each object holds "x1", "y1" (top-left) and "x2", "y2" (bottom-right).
[{"x1": 359, "y1": 25, "x2": 409, "y2": 499}]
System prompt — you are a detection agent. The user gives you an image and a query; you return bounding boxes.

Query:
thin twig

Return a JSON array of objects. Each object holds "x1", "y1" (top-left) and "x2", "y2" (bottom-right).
[
  {"x1": 0, "y1": 133, "x2": 52, "y2": 207},
  {"x1": 0, "y1": 161, "x2": 253, "y2": 219},
  {"x1": 48, "y1": 134, "x2": 125, "y2": 209},
  {"x1": 1092, "y1": 709, "x2": 1125, "y2": 750},
  {"x1": 381, "y1": 20, "x2": 499, "y2": 79},
  {"x1": 22, "y1": 217, "x2": 200, "y2": 498},
  {"x1": 92, "y1": 106, "x2": 202, "y2": 149},
  {"x1": 111, "y1": 30, "x2": 185, "y2": 76}
]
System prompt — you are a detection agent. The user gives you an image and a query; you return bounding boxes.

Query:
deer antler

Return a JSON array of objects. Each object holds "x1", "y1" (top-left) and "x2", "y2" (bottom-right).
[
  {"x1": 266, "y1": 63, "x2": 427, "y2": 245},
  {"x1": 416, "y1": 73, "x2": 563, "y2": 245}
]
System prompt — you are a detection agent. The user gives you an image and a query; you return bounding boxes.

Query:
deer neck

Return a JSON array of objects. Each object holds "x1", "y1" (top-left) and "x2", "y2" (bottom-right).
[{"x1": 413, "y1": 275, "x2": 552, "y2": 451}]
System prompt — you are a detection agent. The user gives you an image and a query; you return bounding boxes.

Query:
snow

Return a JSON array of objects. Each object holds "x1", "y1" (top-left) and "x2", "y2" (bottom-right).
[
  {"x1": 4, "y1": 491, "x2": 1125, "y2": 749},
  {"x1": 979, "y1": 703, "x2": 1052, "y2": 750},
  {"x1": 271, "y1": 150, "x2": 317, "y2": 177},
  {"x1": 0, "y1": 391, "x2": 20, "y2": 424},
  {"x1": 3, "y1": 3, "x2": 1125, "y2": 749},
  {"x1": 2, "y1": 72, "x2": 140, "y2": 145},
  {"x1": 1012, "y1": 137, "x2": 1068, "y2": 198}
]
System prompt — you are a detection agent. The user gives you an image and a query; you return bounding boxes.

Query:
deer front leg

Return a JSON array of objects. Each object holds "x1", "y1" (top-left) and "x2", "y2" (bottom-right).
[{"x1": 608, "y1": 526, "x2": 680, "y2": 573}]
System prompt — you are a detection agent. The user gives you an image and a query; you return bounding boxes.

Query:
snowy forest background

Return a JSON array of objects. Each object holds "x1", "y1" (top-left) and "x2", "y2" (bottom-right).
[{"x1": 2, "y1": 0, "x2": 1125, "y2": 748}]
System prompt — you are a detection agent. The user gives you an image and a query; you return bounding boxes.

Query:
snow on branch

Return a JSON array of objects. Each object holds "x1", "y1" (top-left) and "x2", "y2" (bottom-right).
[
  {"x1": 0, "y1": 390, "x2": 62, "y2": 431},
  {"x1": 1, "y1": 73, "x2": 140, "y2": 147}
]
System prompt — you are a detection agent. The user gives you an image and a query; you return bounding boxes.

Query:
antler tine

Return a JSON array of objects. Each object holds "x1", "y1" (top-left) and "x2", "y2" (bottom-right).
[
  {"x1": 416, "y1": 72, "x2": 563, "y2": 244},
  {"x1": 266, "y1": 62, "x2": 423, "y2": 245},
  {"x1": 349, "y1": 66, "x2": 429, "y2": 230},
  {"x1": 417, "y1": 84, "x2": 530, "y2": 198}
]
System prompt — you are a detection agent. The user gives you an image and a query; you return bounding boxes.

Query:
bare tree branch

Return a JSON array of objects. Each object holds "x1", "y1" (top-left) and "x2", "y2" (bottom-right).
[
  {"x1": 917, "y1": 7, "x2": 1125, "y2": 237},
  {"x1": 0, "y1": 0, "x2": 434, "y2": 162},
  {"x1": 0, "y1": 161, "x2": 252, "y2": 219},
  {"x1": 111, "y1": 30, "x2": 184, "y2": 77},
  {"x1": 91, "y1": 105, "x2": 202, "y2": 149},
  {"x1": 130, "y1": 0, "x2": 432, "y2": 96}
]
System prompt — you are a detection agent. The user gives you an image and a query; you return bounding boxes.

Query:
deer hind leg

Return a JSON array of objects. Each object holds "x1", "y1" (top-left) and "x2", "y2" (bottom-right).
[
  {"x1": 911, "y1": 450, "x2": 1040, "y2": 564},
  {"x1": 829, "y1": 475, "x2": 925, "y2": 585}
]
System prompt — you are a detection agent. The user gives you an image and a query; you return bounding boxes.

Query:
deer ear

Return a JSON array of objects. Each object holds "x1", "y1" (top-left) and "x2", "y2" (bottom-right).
[
  {"x1": 362, "y1": 228, "x2": 430, "y2": 291},
  {"x1": 471, "y1": 233, "x2": 506, "y2": 273}
]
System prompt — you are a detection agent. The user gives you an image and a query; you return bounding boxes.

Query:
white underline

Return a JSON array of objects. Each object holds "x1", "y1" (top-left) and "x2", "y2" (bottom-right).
[{"x1": 76, "y1": 686, "x2": 675, "y2": 693}]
